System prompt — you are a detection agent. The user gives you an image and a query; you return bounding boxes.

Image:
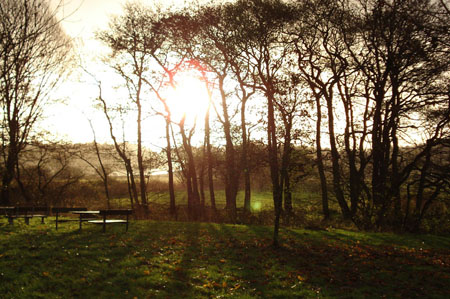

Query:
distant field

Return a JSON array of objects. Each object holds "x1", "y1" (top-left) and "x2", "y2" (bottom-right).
[
  {"x1": 1, "y1": 219, "x2": 449, "y2": 298},
  {"x1": 111, "y1": 190, "x2": 323, "y2": 211},
  {"x1": 106, "y1": 190, "x2": 343, "y2": 227}
]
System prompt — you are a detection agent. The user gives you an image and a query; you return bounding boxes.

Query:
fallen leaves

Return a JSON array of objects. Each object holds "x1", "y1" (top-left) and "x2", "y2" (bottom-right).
[
  {"x1": 202, "y1": 281, "x2": 229, "y2": 289},
  {"x1": 1, "y1": 221, "x2": 449, "y2": 299}
]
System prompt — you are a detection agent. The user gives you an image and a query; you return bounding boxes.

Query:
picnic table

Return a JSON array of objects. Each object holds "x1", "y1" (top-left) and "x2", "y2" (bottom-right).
[
  {"x1": 88, "y1": 209, "x2": 132, "y2": 232},
  {"x1": 71, "y1": 210, "x2": 100, "y2": 230},
  {"x1": 52, "y1": 207, "x2": 89, "y2": 230}
]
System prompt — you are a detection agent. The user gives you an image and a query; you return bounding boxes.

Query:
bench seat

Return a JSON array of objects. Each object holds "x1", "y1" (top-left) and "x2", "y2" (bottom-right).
[
  {"x1": 88, "y1": 219, "x2": 127, "y2": 224},
  {"x1": 87, "y1": 209, "x2": 132, "y2": 232},
  {"x1": 6, "y1": 207, "x2": 49, "y2": 225}
]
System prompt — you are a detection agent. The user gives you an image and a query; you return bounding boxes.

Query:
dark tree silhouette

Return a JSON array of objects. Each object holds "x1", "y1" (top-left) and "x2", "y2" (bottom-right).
[{"x1": 0, "y1": 0, "x2": 72, "y2": 205}]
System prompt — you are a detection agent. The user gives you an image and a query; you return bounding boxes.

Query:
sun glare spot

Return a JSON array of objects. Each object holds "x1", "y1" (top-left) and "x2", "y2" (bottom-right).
[
  {"x1": 251, "y1": 201, "x2": 262, "y2": 212},
  {"x1": 166, "y1": 73, "x2": 210, "y2": 125}
]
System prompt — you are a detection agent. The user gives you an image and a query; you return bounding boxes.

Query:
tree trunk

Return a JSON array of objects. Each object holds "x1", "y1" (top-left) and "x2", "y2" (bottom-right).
[
  {"x1": 166, "y1": 118, "x2": 176, "y2": 217},
  {"x1": 315, "y1": 96, "x2": 329, "y2": 220},
  {"x1": 325, "y1": 93, "x2": 352, "y2": 219},
  {"x1": 0, "y1": 130, "x2": 19, "y2": 206},
  {"x1": 0, "y1": 158, "x2": 14, "y2": 206},
  {"x1": 241, "y1": 98, "x2": 252, "y2": 213},
  {"x1": 126, "y1": 170, "x2": 135, "y2": 211},
  {"x1": 90, "y1": 124, "x2": 111, "y2": 209},
  {"x1": 284, "y1": 174, "x2": 292, "y2": 213},
  {"x1": 341, "y1": 94, "x2": 359, "y2": 217},
  {"x1": 179, "y1": 120, "x2": 201, "y2": 220},
  {"x1": 199, "y1": 146, "x2": 206, "y2": 215},
  {"x1": 267, "y1": 91, "x2": 282, "y2": 247},
  {"x1": 205, "y1": 104, "x2": 216, "y2": 213},
  {"x1": 97, "y1": 88, "x2": 139, "y2": 212},
  {"x1": 136, "y1": 90, "x2": 148, "y2": 213},
  {"x1": 414, "y1": 141, "x2": 432, "y2": 225},
  {"x1": 280, "y1": 120, "x2": 293, "y2": 215},
  {"x1": 219, "y1": 78, "x2": 238, "y2": 221},
  {"x1": 125, "y1": 158, "x2": 140, "y2": 207}
]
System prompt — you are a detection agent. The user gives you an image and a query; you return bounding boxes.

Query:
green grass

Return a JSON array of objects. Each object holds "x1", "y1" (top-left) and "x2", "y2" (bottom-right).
[
  {"x1": 112, "y1": 190, "x2": 320, "y2": 212},
  {"x1": 112, "y1": 190, "x2": 278, "y2": 211},
  {"x1": 1, "y1": 218, "x2": 449, "y2": 298}
]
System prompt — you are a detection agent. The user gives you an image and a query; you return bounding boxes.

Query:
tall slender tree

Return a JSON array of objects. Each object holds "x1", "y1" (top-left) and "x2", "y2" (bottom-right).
[{"x1": 0, "y1": 0, "x2": 72, "y2": 205}]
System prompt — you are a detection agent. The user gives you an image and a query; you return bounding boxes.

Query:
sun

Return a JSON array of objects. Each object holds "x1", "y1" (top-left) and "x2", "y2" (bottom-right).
[{"x1": 165, "y1": 72, "x2": 210, "y2": 125}]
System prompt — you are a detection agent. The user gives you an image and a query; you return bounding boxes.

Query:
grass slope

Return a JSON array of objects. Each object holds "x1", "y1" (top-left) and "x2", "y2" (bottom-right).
[{"x1": 1, "y1": 219, "x2": 449, "y2": 298}]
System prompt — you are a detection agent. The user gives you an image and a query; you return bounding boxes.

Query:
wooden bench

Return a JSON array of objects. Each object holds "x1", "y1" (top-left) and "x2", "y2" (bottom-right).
[
  {"x1": 5, "y1": 207, "x2": 49, "y2": 225},
  {"x1": 0, "y1": 206, "x2": 15, "y2": 216},
  {"x1": 51, "y1": 207, "x2": 88, "y2": 230},
  {"x1": 88, "y1": 209, "x2": 132, "y2": 232}
]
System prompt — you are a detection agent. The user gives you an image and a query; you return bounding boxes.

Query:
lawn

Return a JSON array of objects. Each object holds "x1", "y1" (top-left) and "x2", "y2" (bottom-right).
[
  {"x1": 113, "y1": 190, "x2": 281, "y2": 211},
  {"x1": 1, "y1": 218, "x2": 449, "y2": 298}
]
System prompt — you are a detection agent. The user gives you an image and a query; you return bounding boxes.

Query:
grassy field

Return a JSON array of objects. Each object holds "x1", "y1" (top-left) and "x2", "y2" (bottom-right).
[
  {"x1": 112, "y1": 190, "x2": 282, "y2": 211},
  {"x1": 1, "y1": 218, "x2": 449, "y2": 298}
]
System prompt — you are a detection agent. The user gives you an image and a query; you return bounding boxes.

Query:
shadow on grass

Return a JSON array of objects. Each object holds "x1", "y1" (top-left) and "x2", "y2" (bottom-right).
[
  {"x1": 205, "y1": 223, "x2": 269, "y2": 296},
  {"x1": 1, "y1": 219, "x2": 449, "y2": 298},
  {"x1": 163, "y1": 221, "x2": 201, "y2": 296},
  {"x1": 282, "y1": 228, "x2": 450, "y2": 298}
]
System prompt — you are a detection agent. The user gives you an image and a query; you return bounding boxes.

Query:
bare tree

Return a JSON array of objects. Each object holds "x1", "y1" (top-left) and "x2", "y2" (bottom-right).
[
  {"x1": 76, "y1": 120, "x2": 113, "y2": 209},
  {"x1": 16, "y1": 140, "x2": 82, "y2": 206},
  {"x1": 96, "y1": 84, "x2": 139, "y2": 212},
  {"x1": 0, "y1": 0, "x2": 72, "y2": 205},
  {"x1": 98, "y1": 3, "x2": 152, "y2": 212}
]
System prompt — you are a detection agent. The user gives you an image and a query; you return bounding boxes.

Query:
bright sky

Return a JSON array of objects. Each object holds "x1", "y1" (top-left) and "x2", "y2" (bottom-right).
[
  {"x1": 56, "y1": 0, "x2": 191, "y2": 36},
  {"x1": 45, "y1": 0, "x2": 209, "y2": 148}
]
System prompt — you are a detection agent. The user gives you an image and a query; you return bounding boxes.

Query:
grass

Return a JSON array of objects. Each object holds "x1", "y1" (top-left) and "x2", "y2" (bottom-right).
[
  {"x1": 112, "y1": 190, "x2": 322, "y2": 214},
  {"x1": 116, "y1": 190, "x2": 279, "y2": 211},
  {"x1": 1, "y1": 217, "x2": 449, "y2": 298}
]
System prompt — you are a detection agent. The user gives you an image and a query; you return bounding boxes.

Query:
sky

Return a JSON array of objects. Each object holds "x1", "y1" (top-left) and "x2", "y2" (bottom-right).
[
  {"x1": 55, "y1": 0, "x2": 190, "y2": 36},
  {"x1": 45, "y1": 0, "x2": 204, "y2": 147}
]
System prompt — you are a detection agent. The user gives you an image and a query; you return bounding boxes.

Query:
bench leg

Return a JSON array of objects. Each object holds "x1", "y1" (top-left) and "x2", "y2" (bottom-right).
[
  {"x1": 8, "y1": 217, "x2": 13, "y2": 225},
  {"x1": 55, "y1": 214, "x2": 59, "y2": 230},
  {"x1": 41, "y1": 217, "x2": 45, "y2": 224},
  {"x1": 25, "y1": 217, "x2": 30, "y2": 225}
]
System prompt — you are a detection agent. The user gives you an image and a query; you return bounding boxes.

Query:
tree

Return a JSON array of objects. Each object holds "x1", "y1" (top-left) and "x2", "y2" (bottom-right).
[
  {"x1": 290, "y1": 0, "x2": 354, "y2": 221},
  {"x1": 0, "y1": 0, "x2": 72, "y2": 205},
  {"x1": 171, "y1": 6, "x2": 242, "y2": 220},
  {"x1": 16, "y1": 140, "x2": 82, "y2": 206},
  {"x1": 202, "y1": 72, "x2": 217, "y2": 213},
  {"x1": 76, "y1": 120, "x2": 113, "y2": 209},
  {"x1": 275, "y1": 78, "x2": 307, "y2": 215},
  {"x1": 230, "y1": 0, "x2": 295, "y2": 246},
  {"x1": 343, "y1": 0, "x2": 449, "y2": 228},
  {"x1": 96, "y1": 85, "x2": 139, "y2": 212},
  {"x1": 291, "y1": 0, "x2": 450, "y2": 229},
  {"x1": 179, "y1": 116, "x2": 202, "y2": 219}
]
